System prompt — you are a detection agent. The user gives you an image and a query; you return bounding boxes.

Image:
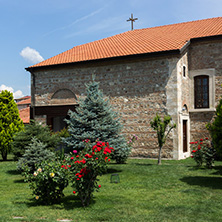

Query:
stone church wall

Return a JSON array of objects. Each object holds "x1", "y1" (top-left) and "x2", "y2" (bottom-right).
[
  {"x1": 188, "y1": 40, "x2": 222, "y2": 142},
  {"x1": 32, "y1": 56, "x2": 179, "y2": 158}
]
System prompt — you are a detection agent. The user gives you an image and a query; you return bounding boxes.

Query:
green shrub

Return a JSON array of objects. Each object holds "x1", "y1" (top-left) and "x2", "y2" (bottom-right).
[
  {"x1": 23, "y1": 159, "x2": 69, "y2": 204},
  {"x1": 190, "y1": 138, "x2": 216, "y2": 168},
  {"x1": 13, "y1": 120, "x2": 60, "y2": 160},
  {"x1": 17, "y1": 138, "x2": 55, "y2": 173},
  {"x1": 206, "y1": 98, "x2": 222, "y2": 159}
]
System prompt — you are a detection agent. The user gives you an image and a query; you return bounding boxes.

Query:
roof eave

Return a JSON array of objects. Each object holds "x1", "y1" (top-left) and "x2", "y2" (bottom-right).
[{"x1": 25, "y1": 49, "x2": 181, "y2": 72}]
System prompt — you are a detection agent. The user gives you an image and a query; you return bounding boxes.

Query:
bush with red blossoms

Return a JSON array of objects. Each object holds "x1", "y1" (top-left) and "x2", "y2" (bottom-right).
[
  {"x1": 64, "y1": 140, "x2": 114, "y2": 207},
  {"x1": 190, "y1": 137, "x2": 216, "y2": 168}
]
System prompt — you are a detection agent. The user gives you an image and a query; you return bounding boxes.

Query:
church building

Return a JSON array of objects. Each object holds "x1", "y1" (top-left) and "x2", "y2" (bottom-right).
[{"x1": 26, "y1": 17, "x2": 222, "y2": 159}]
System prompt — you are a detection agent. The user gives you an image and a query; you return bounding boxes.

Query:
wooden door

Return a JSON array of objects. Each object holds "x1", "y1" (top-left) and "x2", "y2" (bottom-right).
[{"x1": 183, "y1": 120, "x2": 188, "y2": 152}]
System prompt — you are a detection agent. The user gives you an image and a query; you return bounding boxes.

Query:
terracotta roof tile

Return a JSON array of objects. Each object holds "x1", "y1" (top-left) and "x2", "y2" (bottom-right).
[
  {"x1": 19, "y1": 107, "x2": 30, "y2": 124},
  {"x1": 29, "y1": 17, "x2": 222, "y2": 68},
  {"x1": 16, "y1": 98, "x2": 31, "y2": 105}
]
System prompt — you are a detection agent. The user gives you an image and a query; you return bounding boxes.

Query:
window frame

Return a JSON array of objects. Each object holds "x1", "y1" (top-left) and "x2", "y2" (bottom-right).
[
  {"x1": 189, "y1": 69, "x2": 215, "y2": 112},
  {"x1": 194, "y1": 75, "x2": 209, "y2": 108}
]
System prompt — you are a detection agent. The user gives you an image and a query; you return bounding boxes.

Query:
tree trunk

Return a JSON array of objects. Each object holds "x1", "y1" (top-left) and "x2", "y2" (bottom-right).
[
  {"x1": 1, "y1": 150, "x2": 7, "y2": 161},
  {"x1": 158, "y1": 146, "x2": 162, "y2": 165}
]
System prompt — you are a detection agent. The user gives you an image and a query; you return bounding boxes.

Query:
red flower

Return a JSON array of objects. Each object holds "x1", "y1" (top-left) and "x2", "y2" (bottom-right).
[
  {"x1": 200, "y1": 142, "x2": 203, "y2": 145},
  {"x1": 200, "y1": 139, "x2": 203, "y2": 141},
  {"x1": 73, "y1": 191, "x2": 76, "y2": 194},
  {"x1": 61, "y1": 165, "x2": 64, "y2": 168},
  {"x1": 192, "y1": 150, "x2": 196, "y2": 153},
  {"x1": 98, "y1": 185, "x2": 101, "y2": 188},
  {"x1": 76, "y1": 155, "x2": 79, "y2": 158},
  {"x1": 108, "y1": 159, "x2": 110, "y2": 162},
  {"x1": 71, "y1": 157, "x2": 74, "y2": 160},
  {"x1": 198, "y1": 147, "x2": 201, "y2": 150},
  {"x1": 105, "y1": 157, "x2": 108, "y2": 160},
  {"x1": 205, "y1": 137, "x2": 208, "y2": 140},
  {"x1": 68, "y1": 165, "x2": 71, "y2": 167},
  {"x1": 96, "y1": 157, "x2": 98, "y2": 160},
  {"x1": 191, "y1": 155, "x2": 193, "y2": 158},
  {"x1": 77, "y1": 178, "x2": 80, "y2": 181},
  {"x1": 81, "y1": 159, "x2": 86, "y2": 164}
]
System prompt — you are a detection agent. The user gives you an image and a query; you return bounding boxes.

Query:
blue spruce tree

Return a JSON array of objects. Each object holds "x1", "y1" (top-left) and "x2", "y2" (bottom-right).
[{"x1": 63, "y1": 77, "x2": 130, "y2": 163}]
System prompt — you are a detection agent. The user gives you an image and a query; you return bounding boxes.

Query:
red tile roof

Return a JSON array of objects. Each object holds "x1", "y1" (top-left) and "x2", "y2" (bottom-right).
[
  {"x1": 19, "y1": 107, "x2": 30, "y2": 124},
  {"x1": 15, "y1": 96, "x2": 31, "y2": 101},
  {"x1": 29, "y1": 17, "x2": 222, "y2": 68},
  {"x1": 16, "y1": 98, "x2": 31, "y2": 105}
]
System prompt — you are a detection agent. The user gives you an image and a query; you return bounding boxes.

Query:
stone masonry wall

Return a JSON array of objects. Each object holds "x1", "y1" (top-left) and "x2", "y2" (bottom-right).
[
  {"x1": 188, "y1": 40, "x2": 222, "y2": 142},
  {"x1": 32, "y1": 56, "x2": 179, "y2": 158}
]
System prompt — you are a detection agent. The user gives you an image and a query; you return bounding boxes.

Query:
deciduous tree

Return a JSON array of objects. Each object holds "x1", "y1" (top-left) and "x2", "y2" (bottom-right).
[{"x1": 0, "y1": 90, "x2": 23, "y2": 160}]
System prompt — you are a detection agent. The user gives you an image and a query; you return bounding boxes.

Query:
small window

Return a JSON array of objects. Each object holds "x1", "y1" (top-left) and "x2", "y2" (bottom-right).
[
  {"x1": 194, "y1": 75, "x2": 209, "y2": 108},
  {"x1": 183, "y1": 65, "x2": 186, "y2": 77}
]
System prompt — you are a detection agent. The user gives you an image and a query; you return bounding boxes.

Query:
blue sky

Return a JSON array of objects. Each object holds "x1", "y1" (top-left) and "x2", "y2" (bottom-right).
[{"x1": 1, "y1": 0, "x2": 222, "y2": 98}]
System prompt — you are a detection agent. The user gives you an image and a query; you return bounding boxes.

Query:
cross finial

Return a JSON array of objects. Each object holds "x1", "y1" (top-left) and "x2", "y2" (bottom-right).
[{"x1": 127, "y1": 13, "x2": 138, "y2": 31}]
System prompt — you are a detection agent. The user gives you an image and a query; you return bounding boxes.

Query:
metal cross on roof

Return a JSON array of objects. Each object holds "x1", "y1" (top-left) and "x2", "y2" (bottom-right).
[{"x1": 127, "y1": 13, "x2": 138, "y2": 31}]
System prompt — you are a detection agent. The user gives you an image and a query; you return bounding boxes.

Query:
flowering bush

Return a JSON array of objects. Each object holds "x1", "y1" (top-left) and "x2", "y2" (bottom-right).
[
  {"x1": 190, "y1": 137, "x2": 216, "y2": 168},
  {"x1": 64, "y1": 140, "x2": 114, "y2": 207},
  {"x1": 23, "y1": 160, "x2": 69, "y2": 204}
]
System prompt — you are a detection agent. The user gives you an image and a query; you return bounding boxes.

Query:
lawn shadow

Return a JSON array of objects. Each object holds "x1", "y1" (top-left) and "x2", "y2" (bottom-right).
[
  {"x1": 6, "y1": 169, "x2": 21, "y2": 175},
  {"x1": 24, "y1": 195, "x2": 95, "y2": 210},
  {"x1": 180, "y1": 176, "x2": 222, "y2": 189},
  {"x1": 14, "y1": 179, "x2": 25, "y2": 183},
  {"x1": 61, "y1": 195, "x2": 96, "y2": 210},
  {"x1": 211, "y1": 165, "x2": 222, "y2": 175},
  {"x1": 106, "y1": 168, "x2": 122, "y2": 174}
]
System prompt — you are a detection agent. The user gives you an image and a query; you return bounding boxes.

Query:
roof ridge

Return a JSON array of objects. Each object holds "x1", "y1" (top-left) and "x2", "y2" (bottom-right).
[{"x1": 133, "y1": 16, "x2": 222, "y2": 32}]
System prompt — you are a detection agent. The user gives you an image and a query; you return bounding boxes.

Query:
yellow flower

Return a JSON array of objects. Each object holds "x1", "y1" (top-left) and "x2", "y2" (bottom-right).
[
  {"x1": 37, "y1": 168, "x2": 42, "y2": 172},
  {"x1": 33, "y1": 172, "x2": 38, "y2": 176},
  {"x1": 50, "y1": 172, "x2": 55, "y2": 178},
  {"x1": 35, "y1": 196, "x2": 39, "y2": 200}
]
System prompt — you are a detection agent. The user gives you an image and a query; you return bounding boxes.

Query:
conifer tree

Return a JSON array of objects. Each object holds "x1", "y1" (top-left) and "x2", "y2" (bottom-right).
[
  {"x1": 0, "y1": 90, "x2": 23, "y2": 160},
  {"x1": 63, "y1": 77, "x2": 130, "y2": 163},
  {"x1": 13, "y1": 120, "x2": 60, "y2": 160},
  {"x1": 17, "y1": 137, "x2": 55, "y2": 173}
]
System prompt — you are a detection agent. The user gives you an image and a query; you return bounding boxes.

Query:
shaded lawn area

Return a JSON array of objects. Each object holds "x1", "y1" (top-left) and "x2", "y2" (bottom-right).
[{"x1": 1, "y1": 156, "x2": 222, "y2": 222}]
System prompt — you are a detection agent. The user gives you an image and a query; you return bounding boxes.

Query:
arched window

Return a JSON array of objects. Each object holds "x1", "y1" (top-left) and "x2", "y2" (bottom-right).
[{"x1": 194, "y1": 75, "x2": 209, "y2": 108}]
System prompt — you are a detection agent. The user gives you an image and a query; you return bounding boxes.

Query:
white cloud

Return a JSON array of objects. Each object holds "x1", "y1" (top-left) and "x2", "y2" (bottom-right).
[
  {"x1": 20, "y1": 47, "x2": 44, "y2": 64},
  {"x1": 0, "y1": 84, "x2": 24, "y2": 99}
]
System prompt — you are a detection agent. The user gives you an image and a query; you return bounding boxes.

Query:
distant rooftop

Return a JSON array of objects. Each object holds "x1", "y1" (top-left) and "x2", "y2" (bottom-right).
[
  {"x1": 19, "y1": 107, "x2": 30, "y2": 124},
  {"x1": 28, "y1": 17, "x2": 222, "y2": 69}
]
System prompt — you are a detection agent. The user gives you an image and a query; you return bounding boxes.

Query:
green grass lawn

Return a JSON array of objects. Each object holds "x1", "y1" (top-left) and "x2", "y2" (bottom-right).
[{"x1": 1, "y1": 156, "x2": 222, "y2": 222}]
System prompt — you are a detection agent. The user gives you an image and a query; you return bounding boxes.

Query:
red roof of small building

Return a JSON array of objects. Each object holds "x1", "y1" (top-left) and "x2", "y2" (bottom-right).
[
  {"x1": 29, "y1": 17, "x2": 222, "y2": 69},
  {"x1": 19, "y1": 107, "x2": 30, "y2": 124},
  {"x1": 16, "y1": 98, "x2": 31, "y2": 105}
]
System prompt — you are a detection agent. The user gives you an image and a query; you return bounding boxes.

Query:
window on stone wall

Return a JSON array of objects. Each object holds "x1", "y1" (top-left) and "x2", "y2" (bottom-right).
[
  {"x1": 194, "y1": 75, "x2": 209, "y2": 108},
  {"x1": 183, "y1": 65, "x2": 186, "y2": 78}
]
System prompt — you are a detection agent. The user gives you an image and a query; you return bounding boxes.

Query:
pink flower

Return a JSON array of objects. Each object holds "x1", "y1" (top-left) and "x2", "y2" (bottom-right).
[{"x1": 73, "y1": 150, "x2": 78, "y2": 154}]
